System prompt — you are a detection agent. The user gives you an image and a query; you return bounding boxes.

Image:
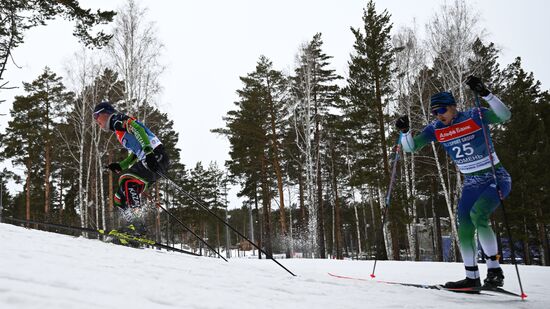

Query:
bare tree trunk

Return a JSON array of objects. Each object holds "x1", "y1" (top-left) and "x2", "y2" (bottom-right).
[
  {"x1": 26, "y1": 157, "x2": 31, "y2": 221},
  {"x1": 59, "y1": 167, "x2": 63, "y2": 221},
  {"x1": 317, "y1": 159, "x2": 325, "y2": 258},
  {"x1": 352, "y1": 201, "x2": 362, "y2": 255},
  {"x1": 402, "y1": 151, "x2": 417, "y2": 261},
  {"x1": 216, "y1": 222, "x2": 220, "y2": 254},
  {"x1": 538, "y1": 208, "x2": 549, "y2": 266},
  {"x1": 260, "y1": 156, "x2": 272, "y2": 257},
  {"x1": 368, "y1": 187, "x2": 379, "y2": 258},
  {"x1": 83, "y1": 134, "x2": 95, "y2": 227},
  {"x1": 346, "y1": 147, "x2": 362, "y2": 255},
  {"x1": 314, "y1": 98, "x2": 326, "y2": 259},
  {"x1": 331, "y1": 192, "x2": 335, "y2": 258},
  {"x1": 298, "y1": 171, "x2": 306, "y2": 228},
  {"x1": 362, "y1": 198, "x2": 369, "y2": 253},
  {"x1": 331, "y1": 150, "x2": 342, "y2": 259},
  {"x1": 95, "y1": 139, "x2": 106, "y2": 230},
  {"x1": 156, "y1": 182, "x2": 161, "y2": 242},
  {"x1": 254, "y1": 183, "x2": 262, "y2": 259},
  {"x1": 94, "y1": 172, "x2": 99, "y2": 228},
  {"x1": 78, "y1": 129, "x2": 85, "y2": 227},
  {"x1": 44, "y1": 140, "x2": 51, "y2": 216},
  {"x1": 430, "y1": 143, "x2": 459, "y2": 261},
  {"x1": 287, "y1": 184, "x2": 294, "y2": 257},
  {"x1": 266, "y1": 81, "x2": 287, "y2": 237},
  {"x1": 44, "y1": 85, "x2": 52, "y2": 218},
  {"x1": 108, "y1": 151, "x2": 114, "y2": 229}
]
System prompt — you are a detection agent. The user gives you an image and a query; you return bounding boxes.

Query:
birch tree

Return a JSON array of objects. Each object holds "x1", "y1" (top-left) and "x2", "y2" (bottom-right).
[
  {"x1": 63, "y1": 49, "x2": 124, "y2": 228},
  {"x1": 291, "y1": 51, "x2": 317, "y2": 256},
  {"x1": 107, "y1": 0, "x2": 164, "y2": 119},
  {"x1": 64, "y1": 51, "x2": 100, "y2": 228},
  {"x1": 392, "y1": 25, "x2": 425, "y2": 260},
  {"x1": 291, "y1": 33, "x2": 341, "y2": 257}
]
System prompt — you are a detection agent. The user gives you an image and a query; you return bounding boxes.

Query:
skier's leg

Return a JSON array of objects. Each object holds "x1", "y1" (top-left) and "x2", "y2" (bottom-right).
[
  {"x1": 117, "y1": 173, "x2": 148, "y2": 234},
  {"x1": 114, "y1": 189, "x2": 126, "y2": 210},
  {"x1": 444, "y1": 176, "x2": 488, "y2": 288},
  {"x1": 457, "y1": 187, "x2": 480, "y2": 280},
  {"x1": 470, "y1": 169, "x2": 511, "y2": 263},
  {"x1": 124, "y1": 178, "x2": 145, "y2": 208},
  {"x1": 470, "y1": 168, "x2": 511, "y2": 287}
]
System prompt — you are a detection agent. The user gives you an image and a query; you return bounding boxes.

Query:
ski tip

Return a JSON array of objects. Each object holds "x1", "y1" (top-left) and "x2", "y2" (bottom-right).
[
  {"x1": 521, "y1": 293, "x2": 528, "y2": 300},
  {"x1": 370, "y1": 274, "x2": 376, "y2": 279}
]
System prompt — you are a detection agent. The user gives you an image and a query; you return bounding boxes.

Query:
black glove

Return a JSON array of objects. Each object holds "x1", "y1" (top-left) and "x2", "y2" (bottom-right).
[
  {"x1": 465, "y1": 75, "x2": 491, "y2": 96},
  {"x1": 395, "y1": 115, "x2": 409, "y2": 133},
  {"x1": 106, "y1": 163, "x2": 122, "y2": 174},
  {"x1": 145, "y1": 152, "x2": 160, "y2": 173}
]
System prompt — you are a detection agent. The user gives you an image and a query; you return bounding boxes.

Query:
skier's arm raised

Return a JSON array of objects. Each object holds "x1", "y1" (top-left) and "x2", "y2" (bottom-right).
[
  {"x1": 395, "y1": 115, "x2": 435, "y2": 153},
  {"x1": 465, "y1": 75, "x2": 511, "y2": 124}
]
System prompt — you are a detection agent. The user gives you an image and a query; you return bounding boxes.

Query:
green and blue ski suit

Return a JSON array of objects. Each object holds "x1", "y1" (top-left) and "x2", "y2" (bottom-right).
[{"x1": 400, "y1": 93, "x2": 511, "y2": 279}]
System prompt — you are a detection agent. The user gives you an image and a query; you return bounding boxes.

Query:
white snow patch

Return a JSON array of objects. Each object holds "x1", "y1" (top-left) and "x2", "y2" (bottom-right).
[{"x1": 0, "y1": 223, "x2": 547, "y2": 309}]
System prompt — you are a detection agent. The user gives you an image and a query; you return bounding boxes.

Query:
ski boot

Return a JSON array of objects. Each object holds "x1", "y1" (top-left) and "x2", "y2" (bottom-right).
[
  {"x1": 484, "y1": 268, "x2": 504, "y2": 288},
  {"x1": 119, "y1": 222, "x2": 147, "y2": 237},
  {"x1": 109, "y1": 207, "x2": 148, "y2": 247},
  {"x1": 109, "y1": 223, "x2": 148, "y2": 248},
  {"x1": 444, "y1": 277, "x2": 481, "y2": 290},
  {"x1": 118, "y1": 205, "x2": 148, "y2": 234}
]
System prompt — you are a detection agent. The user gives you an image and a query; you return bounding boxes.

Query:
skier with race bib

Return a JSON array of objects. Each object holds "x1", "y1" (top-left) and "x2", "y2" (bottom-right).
[
  {"x1": 93, "y1": 102, "x2": 169, "y2": 236},
  {"x1": 395, "y1": 76, "x2": 511, "y2": 289}
]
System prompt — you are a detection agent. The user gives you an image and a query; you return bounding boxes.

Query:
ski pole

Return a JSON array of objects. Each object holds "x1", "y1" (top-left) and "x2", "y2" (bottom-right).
[
  {"x1": 155, "y1": 170, "x2": 297, "y2": 277},
  {"x1": 473, "y1": 92, "x2": 527, "y2": 299},
  {"x1": 143, "y1": 192, "x2": 228, "y2": 262},
  {"x1": 371, "y1": 135, "x2": 402, "y2": 278}
]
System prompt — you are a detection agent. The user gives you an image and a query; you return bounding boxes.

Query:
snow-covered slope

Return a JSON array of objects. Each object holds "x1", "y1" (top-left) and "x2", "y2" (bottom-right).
[{"x1": 0, "y1": 223, "x2": 547, "y2": 309}]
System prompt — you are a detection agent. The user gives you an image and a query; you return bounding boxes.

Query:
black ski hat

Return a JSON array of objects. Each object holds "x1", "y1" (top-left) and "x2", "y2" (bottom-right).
[
  {"x1": 430, "y1": 92, "x2": 456, "y2": 109},
  {"x1": 93, "y1": 102, "x2": 116, "y2": 118}
]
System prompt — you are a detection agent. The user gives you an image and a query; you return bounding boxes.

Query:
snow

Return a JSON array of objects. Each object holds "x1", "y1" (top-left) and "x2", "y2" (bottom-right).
[{"x1": 0, "y1": 223, "x2": 547, "y2": 309}]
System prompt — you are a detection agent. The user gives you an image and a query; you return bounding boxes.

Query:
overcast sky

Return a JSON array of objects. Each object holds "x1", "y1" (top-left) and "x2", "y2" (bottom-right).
[{"x1": 1, "y1": 0, "x2": 548, "y2": 206}]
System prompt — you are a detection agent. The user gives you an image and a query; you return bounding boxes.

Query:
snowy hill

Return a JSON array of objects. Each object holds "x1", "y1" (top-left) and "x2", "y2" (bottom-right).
[{"x1": 0, "y1": 223, "x2": 547, "y2": 309}]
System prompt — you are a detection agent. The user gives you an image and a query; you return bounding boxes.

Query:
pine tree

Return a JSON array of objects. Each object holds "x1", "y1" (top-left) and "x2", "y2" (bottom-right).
[
  {"x1": 2, "y1": 95, "x2": 40, "y2": 220},
  {"x1": 344, "y1": 0, "x2": 398, "y2": 260},
  {"x1": 497, "y1": 57, "x2": 550, "y2": 265},
  {"x1": 213, "y1": 57, "x2": 278, "y2": 256},
  {"x1": 0, "y1": 0, "x2": 115, "y2": 86},
  {"x1": 1, "y1": 68, "x2": 70, "y2": 219},
  {"x1": 26, "y1": 68, "x2": 72, "y2": 216},
  {"x1": 0, "y1": 169, "x2": 14, "y2": 220}
]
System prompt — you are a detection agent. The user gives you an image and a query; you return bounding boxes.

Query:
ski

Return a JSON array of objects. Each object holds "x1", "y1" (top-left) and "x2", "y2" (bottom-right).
[
  {"x1": 5, "y1": 217, "x2": 200, "y2": 257},
  {"x1": 98, "y1": 228, "x2": 156, "y2": 247},
  {"x1": 328, "y1": 273, "x2": 523, "y2": 298}
]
